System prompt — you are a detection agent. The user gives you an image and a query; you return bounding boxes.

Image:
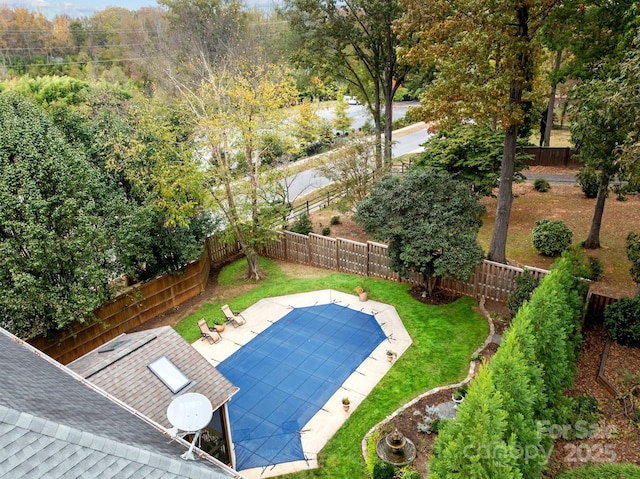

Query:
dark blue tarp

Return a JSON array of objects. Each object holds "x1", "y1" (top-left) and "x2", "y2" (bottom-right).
[{"x1": 217, "y1": 303, "x2": 386, "y2": 470}]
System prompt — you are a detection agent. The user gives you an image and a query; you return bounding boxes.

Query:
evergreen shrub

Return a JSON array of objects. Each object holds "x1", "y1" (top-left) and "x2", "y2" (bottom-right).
[
  {"x1": 372, "y1": 461, "x2": 395, "y2": 479},
  {"x1": 289, "y1": 212, "x2": 313, "y2": 235},
  {"x1": 604, "y1": 297, "x2": 640, "y2": 347},
  {"x1": 507, "y1": 270, "x2": 540, "y2": 316},
  {"x1": 534, "y1": 178, "x2": 550, "y2": 192},
  {"x1": 577, "y1": 167, "x2": 599, "y2": 198},
  {"x1": 585, "y1": 256, "x2": 603, "y2": 281},
  {"x1": 428, "y1": 251, "x2": 587, "y2": 479},
  {"x1": 532, "y1": 219, "x2": 573, "y2": 256}
]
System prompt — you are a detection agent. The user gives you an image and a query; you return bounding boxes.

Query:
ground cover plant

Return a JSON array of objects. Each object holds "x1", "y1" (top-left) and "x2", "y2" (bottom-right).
[
  {"x1": 554, "y1": 463, "x2": 640, "y2": 478},
  {"x1": 175, "y1": 257, "x2": 488, "y2": 478}
]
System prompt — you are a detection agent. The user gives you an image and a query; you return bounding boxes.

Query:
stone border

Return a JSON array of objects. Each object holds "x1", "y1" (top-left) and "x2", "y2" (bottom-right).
[{"x1": 360, "y1": 296, "x2": 496, "y2": 461}]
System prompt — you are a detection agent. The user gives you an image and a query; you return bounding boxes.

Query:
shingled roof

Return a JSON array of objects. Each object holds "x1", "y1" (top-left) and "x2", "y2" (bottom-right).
[
  {"x1": 0, "y1": 328, "x2": 244, "y2": 479},
  {"x1": 67, "y1": 326, "x2": 238, "y2": 428}
]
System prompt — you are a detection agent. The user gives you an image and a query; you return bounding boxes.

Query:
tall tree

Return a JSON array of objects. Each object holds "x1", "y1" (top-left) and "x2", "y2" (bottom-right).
[
  {"x1": 354, "y1": 168, "x2": 485, "y2": 295},
  {"x1": 569, "y1": 79, "x2": 628, "y2": 249},
  {"x1": 0, "y1": 92, "x2": 116, "y2": 339},
  {"x1": 413, "y1": 124, "x2": 529, "y2": 197},
  {"x1": 397, "y1": 0, "x2": 559, "y2": 263},
  {"x1": 570, "y1": 28, "x2": 640, "y2": 249},
  {"x1": 179, "y1": 58, "x2": 298, "y2": 279},
  {"x1": 284, "y1": 0, "x2": 412, "y2": 168},
  {"x1": 317, "y1": 137, "x2": 376, "y2": 211},
  {"x1": 158, "y1": 0, "x2": 248, "y2": 84},
  {"x1": 539, "y1": 0, "x2": 638, "y2": 145},
  {"x1": 101, "y1": 90, "x2": 215, "y2": 280},
  {"x1": 1, "y1": 76, "x2": 214, "y2": 282}
]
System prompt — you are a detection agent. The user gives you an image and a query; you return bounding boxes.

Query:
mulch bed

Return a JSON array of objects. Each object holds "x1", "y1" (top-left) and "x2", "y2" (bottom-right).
[
  {"x1": 546, "y1": 325, "x2": 640, "y2": 475},
  {"x1": 378, "y1": 296, "x2": 504, "y2": 476},
  {"x1": 408, "y1": 286, "x2": 462, "y2": 306},
  {"x1": 376, "y1": 301, "x2": 640, "y2": 477}
]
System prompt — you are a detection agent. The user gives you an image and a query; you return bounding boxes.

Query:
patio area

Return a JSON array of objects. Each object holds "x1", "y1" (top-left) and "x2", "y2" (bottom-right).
[{"x1": 192, "y1": 289, "x2": 412, "y2": 478}]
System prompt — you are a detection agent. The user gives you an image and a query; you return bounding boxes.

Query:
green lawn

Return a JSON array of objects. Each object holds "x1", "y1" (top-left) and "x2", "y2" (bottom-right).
[{"x1": 176, "y1": 258, "x2": 488, "y2": 478}]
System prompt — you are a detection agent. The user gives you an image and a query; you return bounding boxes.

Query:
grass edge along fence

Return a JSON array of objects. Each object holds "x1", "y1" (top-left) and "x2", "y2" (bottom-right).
[{"x1": 29, "y1": 229, "x2": 616, "y2": 366}]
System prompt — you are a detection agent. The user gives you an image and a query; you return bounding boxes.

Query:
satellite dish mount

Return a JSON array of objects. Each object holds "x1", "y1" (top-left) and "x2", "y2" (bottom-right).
[{"x1": 166, "y1": 392, "x2": 214, "y2": 460}]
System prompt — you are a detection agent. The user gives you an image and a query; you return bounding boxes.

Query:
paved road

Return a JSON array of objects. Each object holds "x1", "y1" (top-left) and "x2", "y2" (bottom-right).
[
  {"x1": 316, "y1": 101, "x2": 420, "y2": 131},
  {"x1": 523, "y1": 172, "x2": 577, "y2": 184},
  {"x1": 284, "y1": 121, "x2": 430, "y2": 202}
]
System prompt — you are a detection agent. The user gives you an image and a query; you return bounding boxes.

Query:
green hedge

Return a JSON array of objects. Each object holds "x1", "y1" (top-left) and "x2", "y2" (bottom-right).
[{"x1": 428, "y1": 251, "x2": 587, "y2": 478}]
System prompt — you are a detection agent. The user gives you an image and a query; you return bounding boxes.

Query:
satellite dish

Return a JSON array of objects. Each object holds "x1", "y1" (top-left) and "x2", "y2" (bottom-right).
[{"x1": 167, "y1": 392, "x2": 213, "y2": 460}]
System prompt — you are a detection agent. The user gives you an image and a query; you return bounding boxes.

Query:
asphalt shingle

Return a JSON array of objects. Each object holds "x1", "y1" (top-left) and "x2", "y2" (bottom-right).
[{"x1": 0, "y1": 329, "x2": 243, "y2": 479}]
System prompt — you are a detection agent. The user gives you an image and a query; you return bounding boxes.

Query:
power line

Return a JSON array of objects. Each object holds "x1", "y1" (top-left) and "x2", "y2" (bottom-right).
[
  {"x1": 3, "y1": 54, "x2": 166, "y2": 68},
  {"x1": 0, "y1": 43, "x2": 150, "y2": 52}
]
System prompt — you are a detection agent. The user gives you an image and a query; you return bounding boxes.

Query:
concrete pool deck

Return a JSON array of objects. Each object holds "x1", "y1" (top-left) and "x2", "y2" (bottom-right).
[{"x1": 191, "y1": 289, "x2": 412, "y2": 478}]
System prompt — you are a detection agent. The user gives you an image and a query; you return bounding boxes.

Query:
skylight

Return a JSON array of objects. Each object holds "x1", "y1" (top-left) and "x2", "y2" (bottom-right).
[{"x1": 148, "y1": 356, "x2": 191, "y2": 394}]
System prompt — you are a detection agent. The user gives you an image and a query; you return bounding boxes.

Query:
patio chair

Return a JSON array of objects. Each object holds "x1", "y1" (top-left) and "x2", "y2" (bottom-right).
[
  {"x1": 221, "y1": 304, "x2": 246, "y2": 328},
  {"x1": 198, "y1": 319, "x2": 222, "y2": 344}
]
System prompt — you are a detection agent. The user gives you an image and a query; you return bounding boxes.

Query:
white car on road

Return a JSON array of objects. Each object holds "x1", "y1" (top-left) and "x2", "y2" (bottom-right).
[{"x1": 343, "y1": 95, "x2": 360, "y2": 105}]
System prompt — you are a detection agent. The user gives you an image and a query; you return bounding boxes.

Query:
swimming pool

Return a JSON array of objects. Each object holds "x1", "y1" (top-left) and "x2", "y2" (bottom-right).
[{"x1": 217, "y1": 302, "x2": 387, "y2": 470}]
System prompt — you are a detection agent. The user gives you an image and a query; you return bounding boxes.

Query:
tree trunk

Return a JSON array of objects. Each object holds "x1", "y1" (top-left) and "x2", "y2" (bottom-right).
[
  {"x1": 383, "y1": 94, "x2": 393, "y2": 169},
  {"x1": 488, "y1": 124, "x2": 517, "y2": 263},
  {"x1": 245, "y1": 250, "x2": 261, "y2": 280},
  {"x1": 543, "y1": 50, "x2": 562, "y2": 147},
  {"x1": 559, "y1": 100, "x2": 568, "y2": 128},
  {"x1": 425, "y1": 276, "x2": 437, "y2": 296},
  {"x1": 488, "y1": 4, "x2": 530, "y2": 264},
  {"x1": 492, "y1": 43, "x2": 501, "y2": 132},
  {"x1": 584, "y1": 176, "x2": 610, "y2": 249},
  {"x1": 382, "y1": 16, "x2": 396, "y2": 169},
  {"x1": 373, "y1": 78, "x2": 383, "y2": 170},
  {"x1": 635, "y1": 283, "x2": 640, "y2": 297}
]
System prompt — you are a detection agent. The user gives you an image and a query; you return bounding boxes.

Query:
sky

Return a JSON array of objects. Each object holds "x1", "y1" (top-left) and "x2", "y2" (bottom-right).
[
  {"x1": 1, "y1": 0, "x2": 162, "y2": 17},
  {"x1": 0, "y1": 0, "x2": 278, "y2": 18}
]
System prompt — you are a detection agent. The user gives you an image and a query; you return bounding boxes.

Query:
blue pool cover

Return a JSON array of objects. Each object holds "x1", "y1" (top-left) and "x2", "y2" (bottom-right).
[{"x1": 217, "y1": 302, "x2": 386, "y2": 470}]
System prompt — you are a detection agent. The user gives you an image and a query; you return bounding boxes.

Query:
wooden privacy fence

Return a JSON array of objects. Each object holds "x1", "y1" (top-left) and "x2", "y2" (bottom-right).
[
  {"x1": 28, "y1": 247, "x2": 211, "y2": 365},
  {"x1": 440, "y1": 261, "x2": 549, "y2": 303},
  {"x1": 254, "y1": 231, "x2": 619, "y2": 318},
  {"x1": 33, "y1": 230, "x2": 620, "y2": 364},
  {"x1": 584, "y1": 291, "x2": 619, "y2": 327},
  {"x1": 255, "y1": 231, "x2": 549, "y2": 303},
  {"x1": 520, "y1": 147, "x2": 583, "y2": 168}
]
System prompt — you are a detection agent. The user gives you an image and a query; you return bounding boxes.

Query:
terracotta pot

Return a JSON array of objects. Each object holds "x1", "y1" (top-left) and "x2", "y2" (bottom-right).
[
  {"x1": 343, "y1": 404, "x2": 350, "y2": 412},
  {"x1": 359, "y1": 292, "x2": 368, "y2": 302},
  {"x1": 387, "y1": 354, "x2": 394, "y2": 363},
  {"x1": 214, "y1": 323, "x2": 225, "y2": 333}
]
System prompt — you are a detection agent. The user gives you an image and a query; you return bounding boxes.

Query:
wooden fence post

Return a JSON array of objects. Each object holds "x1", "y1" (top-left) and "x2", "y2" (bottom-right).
[{"x1": 365, "y1": 243, "x2": 370, "y2": 277}]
